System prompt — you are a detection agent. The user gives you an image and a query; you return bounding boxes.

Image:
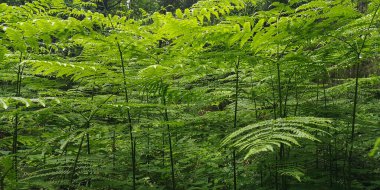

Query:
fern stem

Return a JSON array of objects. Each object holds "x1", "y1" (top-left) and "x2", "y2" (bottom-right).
[
  {"x1": 105, "y1": 7, "x2": 137, "y2": 188},
  {"x1": 162, "y1": 132, "x2": 165, "y2": 167},
  {"x1": 323, "y1": 80, "x2": 333, "y2": 186},
  {"x1": 294, "y1": 73, "x2": 299, "y2": 116},
  {"x1": 86, "y1": 123, "x2": 91, "y2": 187},
  {"x1": 12, "y1": 114, "x2": 18, "y2": 182},
  {"x1": 275, "y1": 154, "x2": 278, "y2": 190},
  {"x1": 347, "y1": 4, "x2": 380, "y2": 189},
  {"x1": 12, "y1": 52, "x2": 23, "y2": 183},
  {"x1": 232, "y1": 57, "x2": 240, "y2": 190},
  {"x1": 260, "y1": 164, "x2": 263, "y2": 187},
  {"x1": 146, "y1": 94, "x2": 151, "y2": 169},
  {"x1": 70, "y1": 133, "x2": 85, "y2": 186},
  {"x1": 276, "y1": 47, "x2": 286, "y2": 190},
  {"x1": 270, "y1": 74, "x2": 278, "y2": 120},
  {"x1": 86, "y1": 123, "x2": 91, "y2": 155},
  {"x1": 112, "y1": 125, "x2": 116, "y2": 168},
  {"x1": 116, "y1": 39, "x2": 136, "y2": 190},
  {"x1": 251, "y1": 75, "x2": 258, "y2": 120},
  {"x1": 162, "y1": 86, "x2": 176, "y2": 190},
  {"x1": 334, "y1": 133, "x2": 338, "y2": 182},
  {"x1": 276, "y1": 61, "x2": 283, "y2": 118},
  {"x1": 269, "y1": 73, "x2": 278, "y2": 190},
  {"x1": 283, "y1": 77, "x2": 292, "y2": 117},
  {"x1": 69, "y1": 94, "x2": 114, "y2": 188}
]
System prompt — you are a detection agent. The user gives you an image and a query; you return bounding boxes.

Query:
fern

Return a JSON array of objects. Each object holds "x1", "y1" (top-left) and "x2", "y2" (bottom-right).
[
  {"x1": 0, "y1": 97, "x2": 60, "y2": 110},
  {"x1": 0, "y1": 0, "x2": 379, "y2": 189},
  {"x1": 278, "y1": 166, "x2": 305, "y2": 182},
  {"x1": 222, "y1": 117, "x2": 332, "y2": 159},
  {"x1": 369, "y1": 138, "x2": 380, "y2": 158}
]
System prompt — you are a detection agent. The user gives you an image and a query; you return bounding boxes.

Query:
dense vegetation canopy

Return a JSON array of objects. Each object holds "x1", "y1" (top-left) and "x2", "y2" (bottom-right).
[{"x1": 0, "y1": 0, "x2": 380, "y2": 189}]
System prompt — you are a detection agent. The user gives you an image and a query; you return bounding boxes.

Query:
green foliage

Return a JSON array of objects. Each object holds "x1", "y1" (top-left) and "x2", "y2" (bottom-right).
[
  {"x1": 0, "y1": 0, "x2": 379, "y2": 189},
  {"x1": 369, "y1": 138, "x2": 380, "y2": 158},
  {"x1": 223, "y1": 117, "x2": 332, "y2": 159}
]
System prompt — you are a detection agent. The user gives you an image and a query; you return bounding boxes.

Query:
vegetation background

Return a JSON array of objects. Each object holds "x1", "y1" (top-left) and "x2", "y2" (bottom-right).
[{"x1": 0, "y1": 0, "x2": 379, "y2": 189}]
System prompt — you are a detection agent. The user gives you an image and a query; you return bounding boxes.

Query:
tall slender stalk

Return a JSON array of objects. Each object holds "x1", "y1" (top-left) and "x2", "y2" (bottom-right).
[
  {"x1": 269, "y1": 73, "x2": 278, "y2": 190},
  {"x1": 162, "y1": 84, "x2": 175, "y2": 190},
  {"x1": 104, "y1": 6, "x2": 136, "y2": 188},
  {"x1": 250, "y1": 75, "x2": 258, "y2": 120},
  {"x1": 12, "y1": 52, "x2": 23, "y2": 183},
  {"x1": 294, "y1": 73, "x2": 299, "y2": 116},
  {"x1": 162, "y1": 131, "x2": 165, "y2": 167},
  {"x1": 116, "y1": 40, "x2": 136, "y2": 190},
  {"x1": 315, "y1": 81, "x2": 320, "y2": 170},
  {"x1": 232, "y1": 57, "x2": 240, "y2": 190},
  {"x1": 145, "y1": 94, "x2": 151, "y2": 169},
  {"x1": 85, "y1": 77, "x2": 96, "y2": 187},
  {"x1": 347, "y1": 5, "x2": 380, "y2": 189},
  {"x1": 276, "y1": 61, "x2": 283, "y2": 119},
  {"x1": 283, "y1": 77, "x2": 292, "y2": 117},
  {"x1": 86, "y1": 122, "x2": 91, "y2": 187},
  {"x1": 260, "y1": 164, "x2": 263, "y2": 187},
  {"x1": 112, "y1": 124, "x2": 116, "y2": 167},
  {"x1": 275, "y1": 154, "x2": 278, "y2": 190},
  {"x1": 87, "y1": 77, "x2": 96, "y2": 156},
  {"x1": 270, "y1": 74, "x2": 278, "y2": 120},
  {"x1": 70, "y1": 133, "x2": 85, "y2": 186},
  {"x1": 70, "y1": 95, "x2": 114, "y2": 187},
  {"x1": 13, "y1": 110, "x2": 19, "y2": 182},
  {"x1": 322, "y1": 78, "x2": 333, "y2": 186},
  {"x1": 276, "y1": 44, "x2": 286, "y2": 190}
]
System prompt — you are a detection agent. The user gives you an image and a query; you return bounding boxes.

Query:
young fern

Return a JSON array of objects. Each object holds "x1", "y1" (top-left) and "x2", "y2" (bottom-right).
[
  {"x1": 369, "y1": 138, "x2": 380, "y2": 158},
  {"x1": 222, "y1": 117, "x2": 332, "y2": 159}
]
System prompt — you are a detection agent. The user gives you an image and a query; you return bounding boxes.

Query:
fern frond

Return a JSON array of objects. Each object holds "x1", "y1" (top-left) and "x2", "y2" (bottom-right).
[
  {"x1": 279, "y1": 166, "x2": 305, "y2": 182},
  {"x1": 222, "y1": 117, "x2": 332, "y2": 159},
  {"x1": 369, "y1": 138, "x2": 380, "y2": 157}
]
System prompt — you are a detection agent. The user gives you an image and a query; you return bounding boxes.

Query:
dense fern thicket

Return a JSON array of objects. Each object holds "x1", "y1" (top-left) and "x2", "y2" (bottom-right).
[{"x1": 0, "y1": 0, "x2": 379, "y2": 189}]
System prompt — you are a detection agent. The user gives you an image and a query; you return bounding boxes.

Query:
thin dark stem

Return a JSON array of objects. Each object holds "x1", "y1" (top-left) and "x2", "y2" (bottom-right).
[
  {"x1": 162, "y1": 132, "x2": 165, "y2": 167},
  {"x1": 347, "y1": 58, "x2": 360, "y2": 189},
  {"x1": 163, "y1": 86, "x2": 175, "y2": 190},
  {"x1": 322, "y1": 80, "x2": 333, "y2": 186},
  {"x1": 283, "y1": 77, "x2": 292, "y2": 117},
  {"x1": 276, "y1": 61, "x2": 283, "y2": 118},
  {"x1": 105, "y1": 6, "x2": 136, "y2": 189},
  {"x1": 315, "y1": 81, "x2": 320, "y2": 171},
  {"x1": 250, "y1": 76, "x2": 258, "y2": 120},
  {"x1": 70, "y1": 134, "x2": 85, "y2": 186},
  {"x1": 275, "y1": 154, "x2": 278, "y2": 190},
  {"x1": 232, "y1": 57, "x2": 240, "y2": 190},
  {"x1": 269, "y1": 73, "x2": 278, "y2": 189},
  {"x1": 146, "y1": 94, "x2": 151, "y2": 169},
  {"x1": 254, "y1": 99, "x2": 258, "y2": 120},
  {"x1": 112, "y1": 126, "x2": 116, "y2": 167},
  {"x1": 12, "y1": 52, "x2": 23, "y2": 183},
  {"x1": 270, "y1": 75, "x2": 277, "y2": 119},
  {"x1": 70, "y1": 94, "x2": 114, "y2": 187},
  {"x1": 326, "y1": 34, "x2": 358, "y2": 54},
  {"x1": 86, "y1": 125, "x2": 91, "y2": 186},
  {"x1": 347, "y1": 4, "x2": 380, "y2": 189},
  {"x1": 12, "y1": 114, "x2": 18, "y2": 182},
  {"x1": 294, "y1": 73, "x2": 299, "y2": 116},
  {"x1": 232, "y1": 150, "x2": 237, "y2": 190},
  {"x1": 117, "y1": 40, "x2": 136, "y2": 190},
  {"x1": 260, "y1": 165, "x2": 263, "y2": 187},
  {"x1": 275, "y1": 38, "x2": 286, "y2": 190}
]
